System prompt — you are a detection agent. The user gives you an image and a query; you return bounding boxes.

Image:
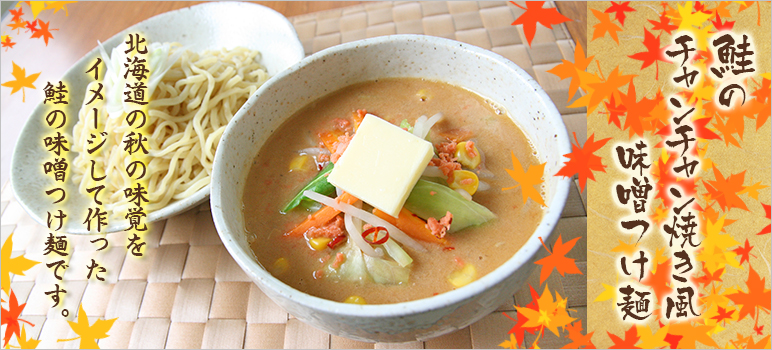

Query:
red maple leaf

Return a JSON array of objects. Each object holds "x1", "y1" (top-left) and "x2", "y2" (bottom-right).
[
  {"x1": 648, "y1": 12, "x2": 678, "y2": 34},
  {"x1": 534, "y1": 235, "x2": 582, "y2": 284},
  {"x1": 30, "y1": 19, "x2": 56, "y2": 46},
  {"x1": 711, "y1": 13, "x2": 735, "y2": 31},
  {"x1": 726, "y1": 266, "x2": 771, "y2": 321},
  {"x1": 504, "y1": 284, "x2": 540, "y2": 346},
  {"x1": 732, "y1": 239, "x2": 754, "y2": 265},
  {"x1": 753, "y1": 324, "x2": 764, "y2": 336},
  {"x1": 554, "y1": 132, "x2": 612, "y2": 191},
  {"x1": 628, "y1": 27, "x2": 670, "y2": 80},
  {"x1": 703, "y1": 165, "x2": 749, "y2": 212},
  {"x1": 1, "y1": 36, "x2": 15, "y2": 51},
  {"x1": 711, "y1": 306, "x2": 734, "y2": 325},
  {"x1": 24, "y1": 19, "x2": 37, "y2": 34},
  {"x1": 9, "y1": 7, "x2": 24, "y2": 23},
  {"x1": 604, "y1": 94, "x2": 626, "y2": 128},
  {"x1": 757, "y1": 203, "x2": 770, "y2": 235},
  {"x1": 1, "y1": 290, "x2": 35, "y2": 347},
  {"x1": 604, "y1": 1, "x2": 635, "y2": 26},
  {"x1": 693, "y1": 264, "x2": 724, "y2": 288},
  {"x1": 751, "y1": 78, "x2": 770, "y2": 129},
  {"x1": 663, "y1": 332, "x2": 683, "y2": 349},
  {"x1": 607, "y1": 325, "x2": 640, "y2": 349},
  {"x1": 510, "y1": 1, "x2": 572, "y2": 46},
  {"x1": 693, "y1": 1, "x2": 711, "y2": 14}
]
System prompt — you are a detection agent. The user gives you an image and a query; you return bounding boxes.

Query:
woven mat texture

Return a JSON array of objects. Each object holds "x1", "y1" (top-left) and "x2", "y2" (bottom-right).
[{"x1": 1, "y1": 1, "x2": 587, "y2": 348}]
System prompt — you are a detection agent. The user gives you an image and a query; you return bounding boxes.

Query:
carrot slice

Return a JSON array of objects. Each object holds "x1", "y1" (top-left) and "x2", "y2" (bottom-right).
[
  {"x1": 373, "y1": 208, "x2": 448, "y2": 245},
  {"x1": 318, "y1": 129, "x2": 344, "y2": 153},
  {"x1": 285, "y1": 192, "x2": 359, "y2": 237}
]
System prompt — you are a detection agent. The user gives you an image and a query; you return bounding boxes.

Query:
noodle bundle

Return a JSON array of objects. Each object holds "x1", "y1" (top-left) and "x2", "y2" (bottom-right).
[{"x1": 72, "y1": 44, "x2": 269, "y2": 216}]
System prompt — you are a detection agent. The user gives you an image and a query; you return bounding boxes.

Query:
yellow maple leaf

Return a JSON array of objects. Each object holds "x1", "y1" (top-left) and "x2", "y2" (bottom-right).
[
  {"x1": 697, "y1": 216, "x2": 741, "y2": 272},
  {"x1": 700, "y1": 283, "x2": 730, "y2": 310},
  {"x1": 16, "y1": 326, "x2": 40, "y2": 349},
  {"x1": 18, "y1": 1, "x2": 48, "y2": 19},
  {"x1": 45, "y1": 1, "x2": 77, "y2": 15},
  {"x1": 58, "y1": 304, "x2": 117, "y2": 349},
  {"x1": 515, "y1": 284, "x2": 575, "y2": 336},
  {"x1": 676, "y1": 2, "x2": 711, "y2": 31},
  {"x1": 499, "y1": 333, "x2": 519, "y2": 349},
  {"x1": 1, "y1": 62, "x2": 41, "y2": 102},
  {"x1": 610, "y1": 238, "x2": 637, "y2": 256},
  {"x1": 502, "y1": 151, "x2": 546, "y2": 206},
  {"x1": 593, "y1": 283, "x2": 616, "y2": 302},
  {"x1": 637, "y1": 324, "x2": 670, "y2": 349},
  {"x1": 737, "y1": 180, "x2": 767, "y2": 200},
  {"x1": 1, "y1": 234, "x2": 40, "y2": 294}
]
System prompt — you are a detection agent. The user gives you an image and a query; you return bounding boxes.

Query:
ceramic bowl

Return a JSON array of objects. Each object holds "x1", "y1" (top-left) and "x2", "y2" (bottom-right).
[
  {"x1": 10, "y1": 2, "x2": 304, "y2": 234},
  {"x1": 211, "y1": 35, "x2": 571, "y2": 342}
]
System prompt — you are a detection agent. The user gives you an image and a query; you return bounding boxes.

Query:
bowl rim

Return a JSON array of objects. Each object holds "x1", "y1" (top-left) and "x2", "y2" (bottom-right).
[
  {"x1": 9, "y1": 1, "x2": 305, "y2": 234},
  {"x1": 211, "y1": 34, "x2": 572, "y2": 318}
]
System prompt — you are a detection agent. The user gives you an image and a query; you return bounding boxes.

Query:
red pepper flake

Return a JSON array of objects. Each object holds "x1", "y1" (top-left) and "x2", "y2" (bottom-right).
[
  {"x1": 430, "y1": 191, "x2": 436, "y2": 196},
  {"x1": 328, "y1": 234, "x2": 347, "y2": 249},
  {"x1": 432, "y1": 292, "x2": 439, "y2": 296},
  {"x1": 313, "y1": 269, "x2": 324, "y2": 279},
  {"x1": 362, "y1": 226, "x2": 389, "y2": 245},
  {"x1": 443, "y1": 247, "x2": 456, "y2": 251}
]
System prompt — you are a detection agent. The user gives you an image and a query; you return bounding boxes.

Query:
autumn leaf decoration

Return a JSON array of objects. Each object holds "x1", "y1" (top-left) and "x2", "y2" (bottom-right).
[
  {"x1": 1, "y1": 234, "x2": 40, "y2": 294},
  {"x1": 555, "y1": 132, "x2": 612, "y2": 192},
  {"x1": 1, "y1": 62, "x2": 41, "y2": 103},
  {"x1": 502, "y1": 151, "x2": 546, "y2": 206},
  {"x1": 2, "y1": 290, "x2": 35, "y2": 348},
  {"x1": 503, "y1": 284, "x2": 578, "y2": 348},
  {"x1": 509, "y1": 1, "x2": 571, "y2": 47},
  {"x1": 58, "y1": 304, "x2": 117, "y2": 349},
  {"x1": 534, "y1": 234, "x2": 583, "y2": 284}
]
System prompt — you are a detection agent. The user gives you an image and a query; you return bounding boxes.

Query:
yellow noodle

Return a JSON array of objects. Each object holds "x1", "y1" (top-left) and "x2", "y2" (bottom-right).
[{"x1": 72, "y1": 46, "x2": 269, "y2": 218}]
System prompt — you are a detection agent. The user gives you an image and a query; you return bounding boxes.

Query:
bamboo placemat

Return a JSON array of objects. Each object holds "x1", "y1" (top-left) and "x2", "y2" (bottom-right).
[{"x1": 1, "y1": 1, "x2": 587, "y2": 348}]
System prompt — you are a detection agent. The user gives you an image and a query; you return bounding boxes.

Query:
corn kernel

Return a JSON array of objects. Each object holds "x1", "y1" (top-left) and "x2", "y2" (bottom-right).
[
  {"x1": 416, "y1": 89, "x2": 431, "y2": 102},
  {"x1": 344, "y1": 295, "x2": 367, "y2": 304},
  {"x1": 455, "y1": 141, "x2": 481, "y2": 169},
  {"x1": 449, "y1": 170, "x2": 479, "y2": 195},
  {"x1": 289, "y1": 154, "x2": 310, "y2": 172},
  {"x1": 272, "y1": 258, "x2": 289, "y2": 275},
  {"x1": 309, "y1": 237, "x2": 332, "y2": 251},
  {"x1": 447, "y1": 263, "x2": 477, "y2": 288}
]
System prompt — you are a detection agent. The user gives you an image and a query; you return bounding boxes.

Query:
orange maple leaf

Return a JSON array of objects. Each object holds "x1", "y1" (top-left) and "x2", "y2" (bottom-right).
[
  {"x1": 503, "y1": 285, "x2": 540, "y2": 346},
  {"x1": 555, "y1": 132, "x2": 612, "y2": 192},
  {"x1": 510, "y1": 1, "x2": 571, "y2": 47},
  {"x1": 641, "y1": 258, "x2": 672, "y2": 305},
  {"x1": 24, "y1": 19, "x2": 37, "y2": 34},
  {"x1": 665, "y1": 321, "x2": 718, "y2": 349},
  {"x1": 1, "y1": 62, "x2": 40, "y2": 103},
  {"x1": 515, "y1": 283, "x2": 576, "y2": 337},
  {"x1": 9, "y1": 7, "x2": 24, "y2": 22},
  {"x1": 1, "y1": 290, "x2": 35, "y2": 347},
  {"x1": 563, "y1": 320, "x2": 595, "y2": 349},
  {"x1": 30, "y1": 19, "x2": 56, "y2": 46},
  {"x1": 1, "y1": 36, "x2": 15, "y2": 51},
  {"x1": 619, "y1": 79, "x2": 659, "y2": 137},
  {"x1": 628, "y1": 27, "x2": 671, "y2": 80},
  {"x1": 547, "y1": 42, "x2": 594, "y2": 101},
  {"x1": 502, "y1": 151, "x2": 546, "y2": 206},
  {"x1": 58, "y1": 304, "x2": 117, "y2": 348},
  {"x1": 584, "y1": 66, "x2": 635, "y2": 114},
  {"x1": 607, "y1": 325, "x2": 640, "y2": 349},
  {"x1": 604, "y1": 1, "x2": 635, "y2": 25},
  {"x1": 726, "y1": 266, "x2": 771, "y2": 321},
  {"x1": 731, "y1": 239, "x2": 754, "y2": 265},
  {"x1": 591, "y1": 8, "x2": 622, "y2": 44},
  {"x1": 7, "y1": 19, "x2": 26, "y2": 34},
  {"x1": 534, "y1": 235, "x2": 583, "y2": 284},
  {"x1": 703, "y1": 165, "x2": 749, "y2": 212}
]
